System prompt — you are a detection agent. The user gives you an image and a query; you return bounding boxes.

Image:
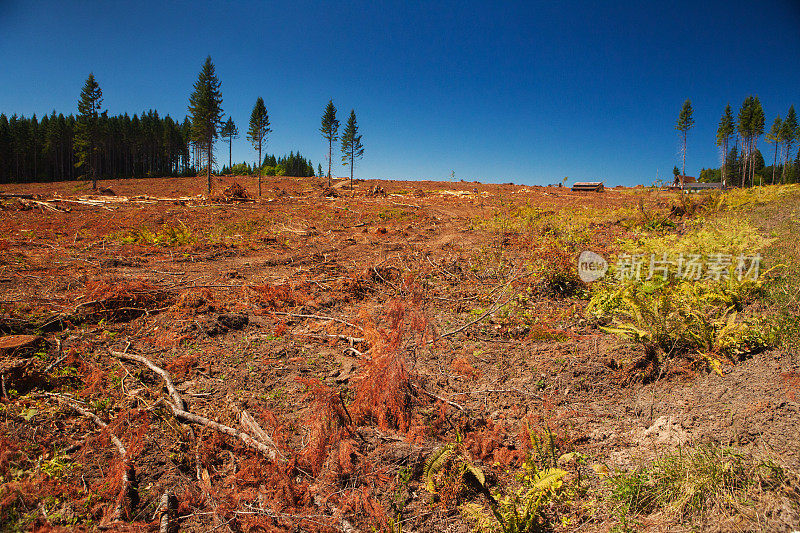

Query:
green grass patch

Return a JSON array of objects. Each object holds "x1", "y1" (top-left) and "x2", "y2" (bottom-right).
[{"x1": 608, "y1": 445, "x2": 788, "y2": 526}]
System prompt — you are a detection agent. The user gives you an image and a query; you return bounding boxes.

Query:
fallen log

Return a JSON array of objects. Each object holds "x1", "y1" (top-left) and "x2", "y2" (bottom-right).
[
  {"x1": 111, "y1": 349, "x2": 282, "y2": 462},
  {"x1": 157, "y1": 490, "x2": 176, "y2": 533}
]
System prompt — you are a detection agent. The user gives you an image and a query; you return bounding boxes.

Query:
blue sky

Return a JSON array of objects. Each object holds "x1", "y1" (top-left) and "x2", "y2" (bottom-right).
[{"x1": 1, "y1": 0, "x2": 799, "y2": 186}]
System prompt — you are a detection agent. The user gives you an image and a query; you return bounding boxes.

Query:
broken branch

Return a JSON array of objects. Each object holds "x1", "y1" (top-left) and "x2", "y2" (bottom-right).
[
  {"x1": 168, "y1": 403, "x2": 281, "y2": 461},
  {"x1": 112, "y1": 349, "x2": 283, "y2": 462},
  {"x1": 411, "y1": 384, "x2": 464, "y2": 411},
  {"x1": 270, "y1": 311, "x2": 364, "y2": 332},
  {"x1": 111, "y1": 350, "x2": 185, "y2": 410},
  {"x1": 46, "y1": 392, "x2": 133, "y2": 521}
]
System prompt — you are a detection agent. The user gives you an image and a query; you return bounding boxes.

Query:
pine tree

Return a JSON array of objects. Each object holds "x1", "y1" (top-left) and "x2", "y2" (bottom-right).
[
  {"x1": 766, "y1": 116, "x2": 782, "y2": 184},
  {"x1": 340, "y1": 110, "x2": 364, "y2": 191},
  {"x1": 247, "y1": 96, "x2": 271, "y2": 196},
  {"x1": 320, "y1": 100, "x2": 339, "y2": 187},
  {"x1": 317, "y1": 163, "x2": 323, "y2": 177},
  {"x1": 750, "y1": 97, "x2": 765, "y2": 186},
  {"x1": 737, "y1": 97, "x2": 754, "y2": 187},
  {"x1": 220, "y1": 117, "x2": 239, "y2": 172},
  {"x1": 780, "y1": 105, "x2": 797, "y2": 184},
  {"x1": 737, "y1": 96, "x2": 765, "y2": 187},
  {"x1": 0, "y1": 114, "x2": 10, "y2": 182},
  {"x1": 675, "y1": 99, "x2": 694, "y2": 185},
  {"x1": 716, "y1": 104, "x2": 735, "y2": 187},
  {"x1": 188, "y1": 56, "x2": 223, "y2": 195},
  {"x1": 74, "y1": 73, "x2": 103, "y2": 190}
]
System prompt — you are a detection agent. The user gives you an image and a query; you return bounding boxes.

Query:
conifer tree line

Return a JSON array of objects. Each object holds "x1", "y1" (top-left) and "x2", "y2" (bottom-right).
[
  {"x1": 681, "y1": 96, "x2": 800, "y2": 186},
  {"x1": 0, "y1": 58, "x2": 363, "y2": 189},
  {"x1": 0, "y1": 109, "x2": 193, "y2": 184}
]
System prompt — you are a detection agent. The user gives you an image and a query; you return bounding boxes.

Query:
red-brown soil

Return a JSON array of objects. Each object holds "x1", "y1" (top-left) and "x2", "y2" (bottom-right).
[{"x1": 0, "y1": 175, "x2": 797, "y2": 532}]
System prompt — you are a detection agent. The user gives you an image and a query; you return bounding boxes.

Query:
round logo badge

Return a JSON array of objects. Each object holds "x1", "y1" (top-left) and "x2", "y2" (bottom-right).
[{"x1": 577, "y1": 251, "x2": 608, "y2": 282}]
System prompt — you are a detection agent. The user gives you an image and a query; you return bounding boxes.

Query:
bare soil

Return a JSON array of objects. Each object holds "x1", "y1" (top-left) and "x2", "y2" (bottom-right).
[{"x1": 0, "y1": 175, "x2": 797, "y2": 532}]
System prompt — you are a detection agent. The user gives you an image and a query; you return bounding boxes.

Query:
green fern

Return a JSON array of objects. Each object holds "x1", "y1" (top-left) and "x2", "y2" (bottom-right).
[
  {"x1": 424, "y1": 444, "x2": 456, "y2": 493},
  {"x1": 424, "y1": 443, "x2": 488, "y2": 496},
  {"x1": 532, "y1": 468, "x2": 566, "y2": 492},
  {"x1": 461, "y1": 467, "x2": 568, "y2": 533},
  {"x1": 591, "y1": 274, "x2": 777, "y2": 367}
]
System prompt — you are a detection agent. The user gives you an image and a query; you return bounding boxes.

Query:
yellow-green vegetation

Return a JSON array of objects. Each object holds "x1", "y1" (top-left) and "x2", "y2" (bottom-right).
[
  {"x1": 461, "y1": 428, "x2": 580, "y2": 533},
  {"x1": 208, "y1": 215, "x2": 277, "y2": 243},
  {"x1": 607, "y1": 445, "x2": 789, "y2": 527},
  {"x1": 589, "y1": 276, "x2": 777, "y2": 373},
  {"x1": 471, "y1": 204, "x2": 598, "y2": 247},
  {"x1": 590, "y1": 186, "x2": 800, "y2": 372},
  {"x1": 620, "y1": 214, "x2": 774, "y2": 257},
  {"x1": 424, "y1": 443, "x2": 486, "y2": 495},
  {"x1": 376, "y1": 207, "x2": 413, "y2": 221},
  {"x1": 714, "y1": 183, "x2": 800, "y2": 211},
  {"x1": 738, "y1": 185, "x2": 800, "y2": 354},
  {"x1": 114, "y1": 222, "x2": 194, "y2": 246},
  {"x1": 462, "y1": 467, "x2": 568, "y2": 533}
]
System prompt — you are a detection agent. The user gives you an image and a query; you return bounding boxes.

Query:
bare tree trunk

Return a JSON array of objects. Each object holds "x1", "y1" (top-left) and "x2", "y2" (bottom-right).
[
  {"x1": 741, "y1": 137, "x2": 748, "y2": 188},
  {"x1": 721, "y1": 138, "x2": 728, "y2": 187},
  {"x1": 91, "y1": 134, "x2": 97, "y2": 191},
  {"x1": 206, "y1": 140, "x2": 212, "y2": 195},
  {"x1": 772, "y1": 142, "x2": 779, "y2": 184},
  {"x1": 682, "y1": 131, "x2": 687, "y2": 179},
  {"x1": 783, "y1": 143, "x2": 791, "y2": 184},
  {"x1": 328, "y1": 140, "x2": 332, "y2": 188}
]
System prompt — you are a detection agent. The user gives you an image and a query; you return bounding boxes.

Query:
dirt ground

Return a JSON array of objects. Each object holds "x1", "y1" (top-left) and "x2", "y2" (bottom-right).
[{"x1": 0, "y1": 175, "x2": 798, "y2": 532}]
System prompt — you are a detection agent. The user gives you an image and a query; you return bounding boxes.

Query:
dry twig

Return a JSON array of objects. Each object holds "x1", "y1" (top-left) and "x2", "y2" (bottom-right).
[
  {"x1": 111, "y1": 350, "x2": 283, "y2": 462},
  {"x1": 271, "y1": 311, "x2": 364, "y2": 332},
  {"x1": 411, "y1": 384, "x2": 464, "y2": 411}
]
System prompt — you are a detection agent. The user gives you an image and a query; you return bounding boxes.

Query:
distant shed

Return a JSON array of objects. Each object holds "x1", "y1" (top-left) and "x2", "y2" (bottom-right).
[
  {"x1": 673, "y1": 175, "x2": 697, "y2": 186},
  {"x1": 571, "y1": 182, "x2": 604, "y2": 192}
]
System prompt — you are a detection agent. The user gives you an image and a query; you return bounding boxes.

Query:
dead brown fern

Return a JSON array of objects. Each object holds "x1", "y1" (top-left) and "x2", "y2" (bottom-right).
[
  {"x1": 296, "y1": 378, "x2": 349, "y2": 477},
  {"x1": 80, "y1": 278, "x2": 174, "y2": 322},
  {"x1": 248, "y1": 282, "x2": 309, "y2": 310},
  {"x1": 351, "y1": 298, "x2": 431, "y2": 432}
]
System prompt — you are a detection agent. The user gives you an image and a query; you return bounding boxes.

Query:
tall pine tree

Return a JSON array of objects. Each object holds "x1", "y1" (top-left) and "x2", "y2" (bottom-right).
[
  {"x1": 780, "y1": 105, "x2": 797, "y2": 184},
  {"x1": 220, "y1": 117, "x2": 239, "y2": 171},
  {"x1": 247, "y1": 97, "x2": 271, "y2": 196},
  {"x1": 675, "y1": 99, "x2": 694, "y2": 185},
  {"x1": 766, "y1": 116, "x2": 783, "y2": 184},
  {"x1": 716, "y1": 104, "x2": 734, "y2": 187},
  {"x1": 737, "y1": 96, "x2": 765, "y2": 187},
  {"x1": 340, "y1": 110, "x2": 364, "y2": 191},
  {"x1": 750, "y1": 97, "x2": 765, "y2": 186},
  {"x1": 74, "y1": 73, "x2": 103, "y2": 190},
  {"x1": 320, "y1": 100, "x2": 339, "y2": 187},
  {"x1": 188, "y1": 56, "x2": 223, "y2": 194},
  {"x1": 737, "y1": 97, "x2": 754, "y2": 187}
]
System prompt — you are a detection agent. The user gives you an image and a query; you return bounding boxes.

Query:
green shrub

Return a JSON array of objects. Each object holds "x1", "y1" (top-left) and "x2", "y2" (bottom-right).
[{"x1": 588, "y1": 275, "x2": 777, "y2": 372}]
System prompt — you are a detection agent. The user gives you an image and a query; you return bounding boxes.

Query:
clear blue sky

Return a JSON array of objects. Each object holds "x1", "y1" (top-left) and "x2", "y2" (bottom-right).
[{"x1": 2, "y1": 0, "x2": 799, "y2": 186}]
